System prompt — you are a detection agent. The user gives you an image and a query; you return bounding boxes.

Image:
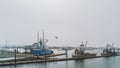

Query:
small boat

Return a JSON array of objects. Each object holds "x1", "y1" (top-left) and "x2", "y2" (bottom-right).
[
  {"x1": 31, "y1": 30, "x2": 53, "y2": 56},
  {"x1": 72, "y1": 41, "x2": 96, "y2": 58}
]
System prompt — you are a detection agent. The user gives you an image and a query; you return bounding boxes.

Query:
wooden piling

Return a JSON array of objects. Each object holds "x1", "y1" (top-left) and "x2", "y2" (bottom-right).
[
  {"x1": 65, "y1": 49, "x2": 68, "y2": 59},
  {"x1": 14, "y1": 49, "x2": 16, "y2": 65}
]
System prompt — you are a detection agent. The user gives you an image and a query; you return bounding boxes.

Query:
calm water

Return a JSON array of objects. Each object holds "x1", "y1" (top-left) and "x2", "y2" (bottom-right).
[{"x1": 0, "y1": 50, "x2": 120, "y2": 68}]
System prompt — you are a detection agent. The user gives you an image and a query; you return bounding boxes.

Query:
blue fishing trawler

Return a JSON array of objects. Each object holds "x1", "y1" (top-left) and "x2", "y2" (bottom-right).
[{"x1": 31, "y1": 30, "x2": 53, "y2": 56}]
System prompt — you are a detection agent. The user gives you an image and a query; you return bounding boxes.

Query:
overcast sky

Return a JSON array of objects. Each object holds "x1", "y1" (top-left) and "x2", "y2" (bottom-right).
[{"x1": 0, "y1": 0, "x2": 120, "y2": 47}]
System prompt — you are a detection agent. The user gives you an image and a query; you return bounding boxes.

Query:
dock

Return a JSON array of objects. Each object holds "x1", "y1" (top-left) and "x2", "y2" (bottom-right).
[
  {"x1": 0, "y1": 56, "x2": 102, "y2": 66},
  {"x1": 0, "y1": 50, "x2": 120, "y2": 66},
  {"x1": 0, "y1": 53, "x2": 120, "y2": 66}
]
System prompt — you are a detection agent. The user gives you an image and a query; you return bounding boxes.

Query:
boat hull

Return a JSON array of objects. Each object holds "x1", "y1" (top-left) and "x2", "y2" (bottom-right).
[{"x1": 31, "y1": 49, "x2": 53, "y2": 56}]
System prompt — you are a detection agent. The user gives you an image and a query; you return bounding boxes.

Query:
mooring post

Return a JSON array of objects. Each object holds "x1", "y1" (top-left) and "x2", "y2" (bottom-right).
[
  {"x1": 14, "y1": 49, "x2": 16, "y2": 65},
  {"x1": 65, "y1": 49, "x2": 68, "y2": 59},
  {"x1": 17, "y1": 48, "x2": 18, "y2": 53},
  {"x1": 3, "y1": 62, "x2": 4, "y2": 67},
  {"x1": 45, "y1": 50, "x2": 46, "y2": 62},
  {"x1": 53, "y1": 53, "x2": 56, "y2": 61},
  {"x1": 25, "y1": 48, "x2": 27, "y2": 57}
]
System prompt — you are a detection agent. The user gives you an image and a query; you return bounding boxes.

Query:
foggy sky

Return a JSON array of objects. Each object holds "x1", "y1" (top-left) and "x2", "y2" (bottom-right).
[{"x1": 0, "y1": 0, "x2": 120, "y2": 47}]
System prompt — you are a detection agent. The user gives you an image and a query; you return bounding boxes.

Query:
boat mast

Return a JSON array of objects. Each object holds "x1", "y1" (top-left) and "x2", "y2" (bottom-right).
[
  {"x1": 42, "y1": 29, "x2": 44, "y2": 43},
  {"x1": 37, "y1": 30, "x2": 40, "y2": 46},
  {"x1": 42, "y1": 29, "x2": 45, "y2": 49},
  {"x1": 85, "y1": 41, "x2": 88, "y2": 48},
  {"x1": 5, "y1": 40, "x2": 7, "y2": 48},
  {"x1": 37, "y1": 30, "x2": 39, "y2": 42},
  {"x1": 112, "y1": 43, "x2": 114, "y2": 48},
  {"x1": 81, "y1": 41, "x2": 83, "y2": 45}
]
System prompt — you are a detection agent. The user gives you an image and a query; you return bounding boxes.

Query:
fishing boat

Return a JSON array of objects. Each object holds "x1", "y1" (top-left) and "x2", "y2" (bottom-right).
[
  {"x1": 101, "y1": 44, "x2": 117, "y2": 56},
  {"x1": 72, "y1": 41, "x2": 96, "y2": 58},
  {"x1": 31, "y1": 30, "x2": 53, "y2": 56}
]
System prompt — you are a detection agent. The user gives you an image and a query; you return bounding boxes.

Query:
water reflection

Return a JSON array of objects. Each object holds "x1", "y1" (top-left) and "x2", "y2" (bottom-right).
[
  {"x1": 103, "y1": 57, "x2": 116, "y2": 68},
  {"x1": 65, "y1": 61, "x2": 68, "y2": 68},
  {"x1": 74, "y1": 59, "x2": 85, "y2": 68}
]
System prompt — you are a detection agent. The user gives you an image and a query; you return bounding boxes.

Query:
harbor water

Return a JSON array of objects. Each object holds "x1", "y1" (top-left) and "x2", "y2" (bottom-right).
[{"x1": 0, "y1": 49, "x2": 120, "y2": 68}]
